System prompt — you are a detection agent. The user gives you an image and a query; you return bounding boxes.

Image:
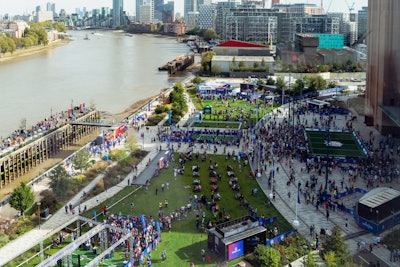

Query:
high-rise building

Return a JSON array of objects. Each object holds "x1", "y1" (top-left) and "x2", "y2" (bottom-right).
[
  {"x1": 357, "y1": 6, "x2": 368, "y2": 43},
  {"x1": 161, "y1": 1, "x2": 174, "y2": 23},
  {"x1": 365, "y1": 0, "x2": 400, "y2": 136},
  {"x1": 197, "y1": 4, "x2": 216, "y2": 29},
  {"x1": 218, "y1": 5, "x2": 277, "y2": 44},
  {"x1": 184, "y1": 0, "x2": 197, "y2": 20},
  {"x1": 113, "y1": 0, "x2": 124, "y2": 27}
]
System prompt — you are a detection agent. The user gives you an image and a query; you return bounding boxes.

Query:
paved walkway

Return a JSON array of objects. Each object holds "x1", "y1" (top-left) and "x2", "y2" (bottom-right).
[{"x1": 0, "y1": 91, "x2": 399, "y2": 266}]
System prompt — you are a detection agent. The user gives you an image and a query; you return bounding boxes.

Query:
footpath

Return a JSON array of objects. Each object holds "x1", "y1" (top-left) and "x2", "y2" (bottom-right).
[{"x1": 0, "y1": 91, "x2": 398, "y2": 267}]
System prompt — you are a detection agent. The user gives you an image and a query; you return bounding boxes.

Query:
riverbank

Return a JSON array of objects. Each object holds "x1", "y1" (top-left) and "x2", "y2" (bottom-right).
[{"x1": 0, "y1": 38, "x2": 69, "y2": 63}]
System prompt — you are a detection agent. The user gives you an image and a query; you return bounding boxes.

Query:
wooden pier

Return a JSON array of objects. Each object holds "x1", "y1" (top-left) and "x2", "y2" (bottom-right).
[{"x1": 0, "y1": 110, "x2": 101, "y2": 189}]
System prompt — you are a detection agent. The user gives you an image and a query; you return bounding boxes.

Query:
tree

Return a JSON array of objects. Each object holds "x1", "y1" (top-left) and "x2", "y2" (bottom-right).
[
  {"x1": 253, "y1": 245, "x2": 281, "y2": 267},
  {"x1": 192, "y1": 76, "x2": 202, "y2": 84},
  {"x1": 304, "y1": 251, "x2": 319, "y2": 267},
  {"x1": 275, "y1": 76, "x2": 287, "y2": 94},
  {"x1": 9, "y1": 182, "x2": 35, "y2": 216},
  {"x1": 230, "y1": 57, "x2": 236, "y2": 71},
  {"x1": 211, "y1": 64, "x2": 221, "y2": 76},
  {"x1": 322, "y1": 226, "x2": 351, "y2": 265},
  {"x1": 126, "y1": 134, "x2": 139, "y2": 155},
  {"x1": 292, "y1": 78, "x2": 305, "y2": 96},
  {"x1": 37, "y1": 29, "x2": 49, "y2": 45},
  {"x1": 324, "y1": 251, "x2": 338, "y2": 267},
  {"x1": 49, "y1": 165, "x2": 70, "y2": 196},
  {"x1": 200, "y1": 51, "x2": 215, "y2": 73},
  {"x1": 203, "y1": 28, "x2": 218, "y2": 41},
  {"x1": 72, "y1": 149, "x2": 91, "y2": 173}
]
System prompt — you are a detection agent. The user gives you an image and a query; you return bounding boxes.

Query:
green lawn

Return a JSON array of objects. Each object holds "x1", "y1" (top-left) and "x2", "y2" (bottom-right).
[
  {"x1": 192, "y1": 121, "x2": 241, "y2": 129},
  {"x1": 80, "y1": 153, "x2": 291, "y2": 266},
  {"x1": 200, "y1": 99, "x2": 273, "y2": 127},
  {"x1": 306, "y1": 130, "x2": 366, "y2": 158}
]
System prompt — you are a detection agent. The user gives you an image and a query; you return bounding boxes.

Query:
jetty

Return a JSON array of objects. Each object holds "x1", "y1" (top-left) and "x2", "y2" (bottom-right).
[
  {"x1": 0, "y1": 110, "x2": 101, "y2": 190},
  {"x1": 158, "y1": 54, "x2": 195, "y2": 75}
]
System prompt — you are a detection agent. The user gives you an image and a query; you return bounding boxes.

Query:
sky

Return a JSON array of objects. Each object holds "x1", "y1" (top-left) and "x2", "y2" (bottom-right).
[{"x1": 0, "y1": 0, "x2": 368, "y2": 18}]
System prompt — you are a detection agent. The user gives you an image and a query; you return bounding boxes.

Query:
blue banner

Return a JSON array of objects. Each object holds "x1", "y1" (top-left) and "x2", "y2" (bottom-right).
[
  {"x1": 168, "y1": 109, "x2": 172, "y2": 124},
  {"x1": 257, "y1": 216, "x2": 277, "y2": 226},
  {"x1": 266, "y1": 229, "x2": 298, "y2": 246}
]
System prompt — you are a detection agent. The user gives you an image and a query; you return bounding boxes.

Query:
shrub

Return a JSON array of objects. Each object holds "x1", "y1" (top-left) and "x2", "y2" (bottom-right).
[
  {"x1": 155, "y1": 105, "x2": 168, "y2": 114},
  {"x1": 108, "y1": 149, "x2": 128, "y2": 162}
]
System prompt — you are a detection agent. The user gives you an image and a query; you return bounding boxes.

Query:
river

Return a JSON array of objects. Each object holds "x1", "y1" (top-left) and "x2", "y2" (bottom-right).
[{"x1": 0, "y1": 30, "x2": 191, "y2": 137}]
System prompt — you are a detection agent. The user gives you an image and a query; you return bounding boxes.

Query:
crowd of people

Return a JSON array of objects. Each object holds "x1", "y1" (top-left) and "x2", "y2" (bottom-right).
[{"x1": 0, "y1": 106, "x2": 89, "y2": 156}]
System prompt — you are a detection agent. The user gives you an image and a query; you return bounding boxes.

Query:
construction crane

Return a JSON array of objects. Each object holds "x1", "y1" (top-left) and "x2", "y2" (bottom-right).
[{"x1": 344, "y1": 0, "x2": 355, "y2": 13}]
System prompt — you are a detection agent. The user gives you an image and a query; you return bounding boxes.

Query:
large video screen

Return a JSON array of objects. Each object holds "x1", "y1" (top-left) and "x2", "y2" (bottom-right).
[{"x1": 228, "y1": 240, "x2": 244, "y2": 260}]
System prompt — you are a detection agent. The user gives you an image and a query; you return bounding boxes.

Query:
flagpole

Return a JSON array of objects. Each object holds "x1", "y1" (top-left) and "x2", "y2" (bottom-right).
[{"x1": 293, "y1": 182, "x2": 300, "y2": 226}]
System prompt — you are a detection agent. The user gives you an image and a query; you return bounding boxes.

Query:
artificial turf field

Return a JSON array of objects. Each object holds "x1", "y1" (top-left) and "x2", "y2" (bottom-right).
[{"x1": 306, "y1": 129, "x2": 366, "y2": 158}]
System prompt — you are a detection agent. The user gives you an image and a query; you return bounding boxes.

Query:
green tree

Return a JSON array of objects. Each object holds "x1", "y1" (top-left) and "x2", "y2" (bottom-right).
[
  {"x1": 49, "y1": 165, "x2": 70, "y2": 196},
  {"x1": 230, "y1": 57, "x2": 236, "y2": 71},
  {"x1": 275, "y1": 76, "x2": 287, "y2": 94},
  {"x1": 304, "y1": 251, "x2": 318, "y2": 267},
  {"x1": 253, "y1": 245, "x2": 281, "y2": 267},
  {"x1": 324, "y1": 251, "x2": 338, "y2": 267},
  {"x1": 266, "y1": 77, "x2": 275, "y2": 85},
  {"x1": 126, "y1": 134, "x2": 139, "y2": 155},
  {"x1": 211, "y1": 64, "x2": 221, "y2": 76},
  {"x1": 72, "y1": 149, "x2": 91, "y2": 173},
  {"x1": 53, "y1": 21, "x2": 67, "y2": 32},
  {"x1": 200, "y1": 51, "x2": 215, "y2": 73},
  {"x1": 238, "y1": 61, "x2": 245, "y2": 70},
  {"x1": 305, "y1": 75, "x2": 326, "y2": 91},
  {"x1": 37, "y1": 29, "x2": 49, "y2": 45},
  {"x1": 9, "y1": 182, "x2": 35, "y2": 216},
  {"x1": 203, "y1": 28, "x2": 218, "y2": 41},
  {"x1": 192, "y1": 76, "x2": 202, "y2": 84},
  {"x1": 292, "y1": 78, "x2": 305, "y2": 96},
  {"x1": 322, "y1": 226, "x2": 350, "y2": 265}
]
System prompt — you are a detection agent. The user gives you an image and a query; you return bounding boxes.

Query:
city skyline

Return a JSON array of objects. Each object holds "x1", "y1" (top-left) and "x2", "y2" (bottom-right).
[{"x1": 0, "y1": 0, "x2": 367, "y2": 18}]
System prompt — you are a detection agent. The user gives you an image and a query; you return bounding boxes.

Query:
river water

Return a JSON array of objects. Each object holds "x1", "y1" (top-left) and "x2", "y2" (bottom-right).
[{"x1": 0, "y1": 30, "x2": 191, "y2": 137}]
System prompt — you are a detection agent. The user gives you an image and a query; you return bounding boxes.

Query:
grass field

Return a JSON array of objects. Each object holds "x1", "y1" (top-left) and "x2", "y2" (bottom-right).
[
  {"x1": 192, "y1": 121, "x2": 241, "y2": 129},
  {"x1": 77, "y1": 153, "x2": 292, "y2": 266},
  {"x1": 200, "y1": 99, "x2": 273, "y2": 127},
  {"x1": 306, "y1": 130, "x2": 366, "y2": 158}
]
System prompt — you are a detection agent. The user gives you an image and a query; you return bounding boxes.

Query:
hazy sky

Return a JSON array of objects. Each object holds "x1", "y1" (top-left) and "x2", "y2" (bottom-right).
[{"x1": 0, "y1": 0, "x2": 368, "y2": 17}]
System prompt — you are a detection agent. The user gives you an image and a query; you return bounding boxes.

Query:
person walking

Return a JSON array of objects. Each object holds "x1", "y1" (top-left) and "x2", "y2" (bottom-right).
[
  {"x1": 201, "y1": 249, "x2": 206, "y2": 261},
  {"x1": 161, "y1": 249, "x2": 167, "y2": 261}
]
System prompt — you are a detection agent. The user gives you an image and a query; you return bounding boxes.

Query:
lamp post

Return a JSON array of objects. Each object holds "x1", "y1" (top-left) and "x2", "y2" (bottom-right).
[
  {"x1": 37, "y1": 202, "x2": 41, "y2": 229},
  {"x1": 293, "y1": 182, "x2": 301, "y2": 226},
  {"x1": 325, "y1": 111, "x2": 331, "y2": 192}
]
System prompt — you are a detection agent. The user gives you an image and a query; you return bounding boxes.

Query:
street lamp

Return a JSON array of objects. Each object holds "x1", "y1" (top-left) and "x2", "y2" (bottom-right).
[
  {"x1": 293, "y1": 182, "x2": 301, "y2": 227},
  {"x1": 37, "y1": 202, "x2": 41, "y2": 229},
  {"x1": 325, "y1": 112, "x2": 331, "y2": 192}
]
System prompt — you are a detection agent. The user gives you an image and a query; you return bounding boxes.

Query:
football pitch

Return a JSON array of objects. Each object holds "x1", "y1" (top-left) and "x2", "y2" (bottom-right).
[{"x1": 306, "y1": 129, "x2": 367, "y2": 158}]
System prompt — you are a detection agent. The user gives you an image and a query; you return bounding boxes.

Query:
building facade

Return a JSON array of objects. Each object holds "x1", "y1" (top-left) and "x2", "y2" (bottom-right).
[
  {"x1": 197, "y1": 4, "x2": 216, "y2": 29},
  {"x1": 112, "y1": 0, "x2": 123, "y2": 27},
  {"x1": 357, "y1": 6, "x2": 368, "y2": 43},
  {"x1": 365, "y1": 0, "x2": 400, "y2": 136}
]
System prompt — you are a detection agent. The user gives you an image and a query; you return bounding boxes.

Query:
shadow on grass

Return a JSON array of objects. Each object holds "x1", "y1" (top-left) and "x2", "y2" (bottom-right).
[{"x1": 175, "y1": 239, "x2": 220, "y2": 266}]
